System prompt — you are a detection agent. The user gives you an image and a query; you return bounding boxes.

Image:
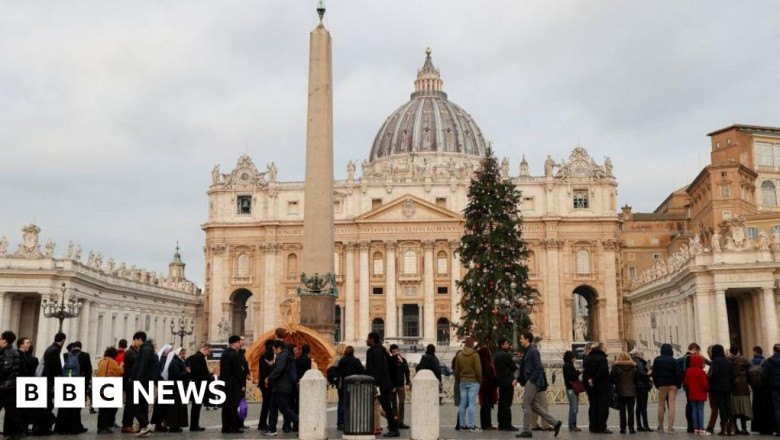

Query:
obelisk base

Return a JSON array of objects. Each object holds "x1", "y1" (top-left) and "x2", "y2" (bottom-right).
[{"x1": 301, "y1": 296, "x2": 336, "y2": 343}]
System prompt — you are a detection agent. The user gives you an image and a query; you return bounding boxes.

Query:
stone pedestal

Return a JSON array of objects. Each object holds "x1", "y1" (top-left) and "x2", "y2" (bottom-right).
[
  {"x1": 411, "y1": 370, "x2": 439, "y2": 440},
  {"x1": 299, "y1": 369, "x2": 327, "y2": 440}
]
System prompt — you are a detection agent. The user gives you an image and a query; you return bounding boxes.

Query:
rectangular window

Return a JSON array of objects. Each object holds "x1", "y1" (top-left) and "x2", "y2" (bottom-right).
[
  {"x1": 723, "y1": 211, "x2": 732, "y2": 221},
  {"x1": 573, "y1": 190, "x2": 589, "y2": 209},
  {"x1": 373, "y1": 258, "x2": 384, "y2": 276},
  {"x1": 435, "y1": 197, "x2": 447, "y2": 208},
  {"x1": 437, "y1": 286, "x2": 448, "y2": 295},
  {"x1": 237, "y1": 196, "x2": 252, "y2": 214},
  {"x1": 628, "y1": 267, "x2": 636, "y2": 279},
  {"x1": 372, "y1": 287, "x2": 383, "y2": 295},
  {"x1": 372, "y1": 198, "x2": 383, "y2": 209},
  {"x1": 772, "y1": 225, "x2": 780, "y2": 236},
  {"x1": 523, "y1": 197, "x2": 535, "y2": 211},
  {"x1": 287, "y1": 200, "x2": 299, "y2": 214},
  {"x1": 774, "y1": 144, "x2": 780, "y2": 166},
  {"x1": 334, "y1": 200, "x2": 343, "y2": 214},
  {"x1": 652, "y1": 253, "x2": 661, "y2": 260},
  {"x1": 756, "y1": 142, "x2": 773, "y2": 166},
  {"x1": 626, "y1": 253, "x2": 636, "y2": 261},
  {"x1": 746, "y1": 227, "x2": 758, "y2": 241}
]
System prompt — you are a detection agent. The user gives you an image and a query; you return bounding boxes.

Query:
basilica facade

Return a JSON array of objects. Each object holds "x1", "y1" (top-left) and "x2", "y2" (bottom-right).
[{"x1": 201, "y1": 50, "x2": 623, "y2": 353}]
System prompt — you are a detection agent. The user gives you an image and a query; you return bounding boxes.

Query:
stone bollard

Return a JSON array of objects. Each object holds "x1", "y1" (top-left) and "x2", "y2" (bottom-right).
[
  {"x1": 411, "y1": 369, "x2": 439, "y2": 440},
  {"x1": 299, "y1": 369, "x2": 327, "y2": 440}
]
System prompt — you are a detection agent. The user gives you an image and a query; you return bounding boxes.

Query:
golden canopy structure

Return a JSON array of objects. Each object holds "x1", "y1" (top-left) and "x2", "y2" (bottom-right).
[{"x1": 245, "y1": 323, "x2": 336, "y2": 381}]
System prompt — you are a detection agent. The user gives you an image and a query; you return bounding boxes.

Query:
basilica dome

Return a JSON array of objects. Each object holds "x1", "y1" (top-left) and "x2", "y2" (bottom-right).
[{"x1": 368, "y1": 49, "x2": 488, "y2": 163}]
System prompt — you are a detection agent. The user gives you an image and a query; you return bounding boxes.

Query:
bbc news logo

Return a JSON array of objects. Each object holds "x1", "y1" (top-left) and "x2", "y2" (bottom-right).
[{"x1": 16, "y1": 378, "x2": 227, "y2": 408}]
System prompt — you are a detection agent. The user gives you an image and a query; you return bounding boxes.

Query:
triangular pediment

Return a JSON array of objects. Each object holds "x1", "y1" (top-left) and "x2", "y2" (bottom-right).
[{"x1": 355, "y1": 194, "x2": 462, "y2": 222}]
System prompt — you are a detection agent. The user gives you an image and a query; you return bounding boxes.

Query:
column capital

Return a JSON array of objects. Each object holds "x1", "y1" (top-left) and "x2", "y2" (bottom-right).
[
  {"x1": 344, "y1": 241, "x2": 358, "y2": 252},
  {"x1": 358, "y1": 240, "x2": 371, "y2": 251},
  {"x1": 448, "y1": 239, "x2": 459, "y2": 250},
  {"x1": 384, "y1": 241, "x2": 397, "y2": 251},
  {"x1": 422, "y1": 240, "x2": 435, "y2": 250},
  {"x1": 262, "y1": 243, "x2": 281, "y2": 254}
]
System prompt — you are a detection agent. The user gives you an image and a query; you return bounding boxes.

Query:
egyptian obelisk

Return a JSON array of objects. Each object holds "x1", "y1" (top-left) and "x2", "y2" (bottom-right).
[{"x1": 299, "y1": 1, "x2": 336, "y2": 342}]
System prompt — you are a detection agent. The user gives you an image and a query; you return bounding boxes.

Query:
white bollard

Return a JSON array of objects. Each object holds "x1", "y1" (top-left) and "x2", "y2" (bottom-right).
[
  {"x1": 411, "y1": 369, "x2": 439, "y2": 440},
  {"x1": 299, "y1": 369, "x2": 328, "y2": 440}
]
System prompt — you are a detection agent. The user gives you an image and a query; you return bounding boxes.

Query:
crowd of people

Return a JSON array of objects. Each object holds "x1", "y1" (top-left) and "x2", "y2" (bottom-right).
[{"x1": 3, "y1": 326, "x2": 780, "y2": 439}]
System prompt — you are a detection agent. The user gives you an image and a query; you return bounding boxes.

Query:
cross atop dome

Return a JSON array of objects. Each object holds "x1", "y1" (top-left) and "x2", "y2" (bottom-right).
[{"x1": 413, "y1": 47, "x2": 444, "y2": 98}]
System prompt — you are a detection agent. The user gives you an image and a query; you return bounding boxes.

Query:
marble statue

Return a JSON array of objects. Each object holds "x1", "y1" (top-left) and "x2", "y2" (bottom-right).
[
  {"x1": 501, "y1": 157, "x2": 510, "y2": 179},
  {"x1": 520, "y1": 156, "x2": 529, "y2": 177},
  {"x1": 268, "y1": 162, "x2": 278, "y2": 183},
  {"x1": 87, "y1": 251, "x2": 95, "y2": 266},
  {"x1": 758, "y1": 230, "x2": 770, "y2": 250},
  {"x1": 44, "y1": 239, "x2": 55, "y2": 258},
  {"x1": 604, "y1": 157, "x2": 614, "y2": 178},
  {"x1": 65, "y1": 241, "x2": 74, "y2": 259},
  {"x1": 107, "y1": 258, "x2": 116, "y2": 274},
  {"x1": 690, "y1": 235, "x2": 702, "y2": 255},
  {"x1": 212, "y1": 165, "x2": 220, "y2": 184},
  {"x1": 544, "y1": 155, "x2": 555, "y2": 177},
  {"x1": 346, "y1": 160, "x2": 356, "y2": 181},
  {"x1": 574, "y1": 314, "x2": 587, "y2": 341},
  {"x1": 711, "y1": 232, "x2": 722, "y2": 252},
  {"x1": 95, "y1": 253, "x2": 103, "y2": 270},
  {"x1": 0, "y1": 236, "x2": 7, "y2": 256},
  {"x1": 74, "y1": 245, "x2": 82, "y2": 262}
]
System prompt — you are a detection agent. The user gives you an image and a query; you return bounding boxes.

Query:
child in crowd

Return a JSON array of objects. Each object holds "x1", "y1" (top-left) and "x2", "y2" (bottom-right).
[{"x1": 683, "y1": 354, "x2": 710, "y2": 436}]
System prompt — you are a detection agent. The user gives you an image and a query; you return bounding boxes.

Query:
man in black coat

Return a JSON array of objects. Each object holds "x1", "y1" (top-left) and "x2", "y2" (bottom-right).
[
  {"x1": 220, "y1": 335, "x2": 246, "y2": 434},
  {"x1": 290, "y1": 344, "x2": 311, "y2": 432},
  {"x1": 652, "y1": 343, "x2": 681, "y2": 433},
  {"x1": 186, "y1": 342, "x2": 211, "y2": 432},
  {"x1": 583, "y1": 342, "x2": 611, "y2": 433},
  {"x1": 366, "y1": 332, "x2": 399, "y2": 438},
  {"x1": 42, "y1": 332, "x2": 66, "y2": 409},
  {"x1": 71, "y1": 342, "x2": 93, "y2": 412},
  {"x1": 120, "y1": 340, "x2": 139, "y2": 432},
  {"x1": 265, "y1": 340, "x2": 299, "y2": 436},
  {"x1": 257, "y1": 339, "x2": 275, "y2": 432},
  {"x1": 130, "y1": 331, "x2": 156, "y2": 438},
  {"x1": 337, "y1": 345, "x2": 365, "y2": 429},
  {"x1": 494, "y1": 338, "x2": 519, "y2": 431},
  {"x1": 389, "y1": 344, "x2": 411, "y2": 429},
  {"x1": 762, "y1": 343, "x2": 780, "y2": 436},
  {"x1": 0, "y1": 330, "x2": 24, "y2": 439}
]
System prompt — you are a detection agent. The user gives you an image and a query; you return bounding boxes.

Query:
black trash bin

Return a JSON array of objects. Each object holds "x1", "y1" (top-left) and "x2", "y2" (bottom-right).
[{"x1": 344, "y1": 374, "x2": 375, "y2": 435}]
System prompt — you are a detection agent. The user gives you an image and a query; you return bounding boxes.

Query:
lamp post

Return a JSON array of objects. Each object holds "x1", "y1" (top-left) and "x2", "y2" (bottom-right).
[
  {"x1": 41, "y1": 282, "x2": 83, "y2": 333},
  {"x1": 170, "y1": 311, "x2": 195, "y2": 347}
]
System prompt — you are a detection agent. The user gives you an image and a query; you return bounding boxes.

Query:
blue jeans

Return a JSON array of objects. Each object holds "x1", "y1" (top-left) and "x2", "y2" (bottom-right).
[
  {"x1": 566, "y1": 389, "x2": 579, "y2": 430},
  {"x1": 458, "y1": 382, "x2": 480, "y2": 429},
  {"x1": 691, "y1": 401, "x2": 705, "y2": 431}
]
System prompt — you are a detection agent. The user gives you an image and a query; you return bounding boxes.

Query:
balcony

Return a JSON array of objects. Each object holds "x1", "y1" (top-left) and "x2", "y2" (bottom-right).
[{"x1": 398, "y1": 272, "x2": 421, "y2": 283}]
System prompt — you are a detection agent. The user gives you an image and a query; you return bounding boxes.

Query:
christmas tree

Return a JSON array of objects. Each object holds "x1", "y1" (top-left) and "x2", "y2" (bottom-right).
[{"x1": 454, "y1": 147, "x2": 536, "y2": 347}]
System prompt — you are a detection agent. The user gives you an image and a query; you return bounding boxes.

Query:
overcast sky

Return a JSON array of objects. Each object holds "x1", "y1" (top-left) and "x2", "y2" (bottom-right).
[{"x1": 2, "y1": 1, "x2": 779, "y2": 286}]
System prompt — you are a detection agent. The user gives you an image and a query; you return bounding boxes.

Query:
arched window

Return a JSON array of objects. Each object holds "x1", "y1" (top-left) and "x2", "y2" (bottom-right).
[
  {"x1": 287, "y1": 254, "x2": 298, "y2": 278},
  {"x1": 372, "y1": 318, "x2": 385, "y2": 340},
  {"x1": 373, "y1": 252, "x2": 384, "y2": 276},
  {"x1": 334, "y1": 251, "x2": 340, "y2": 275},
  {"x1": 237, "y1": 253, "x2": 249, "y2": 278},
  {"x1": 403, "y1": 250, "x2": 417, "y2": 274},
  {"x1": 576, "y1": 250, "x2": 590, "y2": 274},
  {"x1": 436, "y1": 251, "x2": 448, "y2": 275},
  {"x1": 762, "y1": 180, "x2": 777, "y2": 207}
]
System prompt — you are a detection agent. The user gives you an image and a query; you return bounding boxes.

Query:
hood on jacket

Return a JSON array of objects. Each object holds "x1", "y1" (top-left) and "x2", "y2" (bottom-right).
[
  {"x1": 615, "y1": 358, "x2": 636, "y2": 367},
  {"x1": 712, "y1": 344, "x2": 726, "y2": 359},
  {"x1": 461, "y1": 346, "x2": 477, "y2": 357},
  {"x1": 661, "y1": 344, "x2": 674, "y2": 356},
  {"x1": 690, "y1": 354, "x2": 704, "y2": 369}
]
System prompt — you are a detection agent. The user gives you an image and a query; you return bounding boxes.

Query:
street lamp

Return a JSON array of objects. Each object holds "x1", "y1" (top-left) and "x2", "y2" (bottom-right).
[
  {"x1": 41, "y1": 282, "x2": 83, "y2": 333},
  {"x1": 170, "y1": 311, "x2": 195, "y2": 347}
]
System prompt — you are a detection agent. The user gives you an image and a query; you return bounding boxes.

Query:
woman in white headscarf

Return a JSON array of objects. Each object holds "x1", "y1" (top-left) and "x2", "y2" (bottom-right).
[
  {"x1": 151, "y1": 344, "x2": 173, "y2": 430},
  {"x1": 166, "y1": 347, "x2": 189, "y2": 432}
]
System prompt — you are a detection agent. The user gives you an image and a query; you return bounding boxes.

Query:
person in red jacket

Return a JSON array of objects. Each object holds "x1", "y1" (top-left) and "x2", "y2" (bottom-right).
[{"x1": 684, "y1": 355, "x2": 710, "y2": 435}]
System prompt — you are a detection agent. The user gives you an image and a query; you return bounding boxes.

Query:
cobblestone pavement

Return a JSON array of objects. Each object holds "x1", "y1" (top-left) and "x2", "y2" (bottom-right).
[{"x1": 1, "y1": 392, "x2": 767, "y2": 439}]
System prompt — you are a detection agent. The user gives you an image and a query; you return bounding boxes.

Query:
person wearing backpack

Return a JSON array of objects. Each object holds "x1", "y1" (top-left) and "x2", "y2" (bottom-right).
[
  {"x1": 264, "y1": 339, "x2": 299, "y2": 436},
  {"x1": 55, "y1": 344, "x2": 87, "y2": 435},
  {"x1": 749, "y1": 346, "x2": 774, "y2": 435},
  {"x1": 762, "y1": 343, "x2": 780, "y2": 437},
  {"x1": 0, "y1": 330, "x2": 24, "y2": 440}
]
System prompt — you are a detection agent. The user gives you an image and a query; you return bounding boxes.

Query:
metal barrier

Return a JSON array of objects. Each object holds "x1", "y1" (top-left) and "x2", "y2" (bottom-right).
[{"x1": 344, "y1": 374, "x2": 375, "y2": 436}]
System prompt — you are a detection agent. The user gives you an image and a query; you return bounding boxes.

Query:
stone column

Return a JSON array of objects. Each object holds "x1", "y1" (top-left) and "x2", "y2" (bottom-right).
[
  {"x1": 714, "y1": 288, "x2": 730, "y2": 346},
  {"x1": 209, "y1": 244, "x2": 227, "y2": 340},
  {"x1": 543, "y1": 239, "x2": 563, "y2": 346},
  {"x1": 298, "y1": 370, "x2": 327, "y2": 440},
  {"x1": 422, "y1": 240, "x2": 435, "y2": 345},
  {"x1": 358, "y1": 241, "x2": 370, "y2": 341},
  {"x1": 79, "y1": 300, "x2": 91, "y2": 349},
  {"x1": 760, "y1": 284, "x2": 779, "y2": 349},
  {"x1": 449, "y1": 240, "x2": 460, "y2": 344},
  {"x1": 687, "y1": 297, "x2": 696, "y2": 346},
  {"x1": 36, "y1": 302, "x2": 51, "y2": 358},
  {"x1": 694, "y1": 285, "x2": 714, "y2": 348},
  {"x1": 9, "y1": 296, "x2": 21, "y2": 335},
  {"x1": 344, "y1": 242, "x2": 356, "y2": 343},
  {"x1": 385, "y1": 241, "x2": 397, "y2": 339},
  {"x1": 0, "y1": 292, "x2": 7, "y2": 330},
  {"x1": 602, "y1": 239, "x2": 620, "y2": 349},
  {"x1": 752, "y1": 291, "x2": 764, "y2": 351},
  {"x1": 263, "y1": 244, "x2": 279, "y2": 332}
]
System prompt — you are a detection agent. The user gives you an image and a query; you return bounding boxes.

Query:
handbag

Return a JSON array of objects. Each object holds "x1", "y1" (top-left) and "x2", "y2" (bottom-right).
[
  {"x1": 237, "y1": 397, "x2": 248, "y2": 420},
  {"x1": 609, "y1": 384, "x2": 619, "y2": 410},
  {"x1": 570, "y1": 379, "x2": 586, "y2": 394}
]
